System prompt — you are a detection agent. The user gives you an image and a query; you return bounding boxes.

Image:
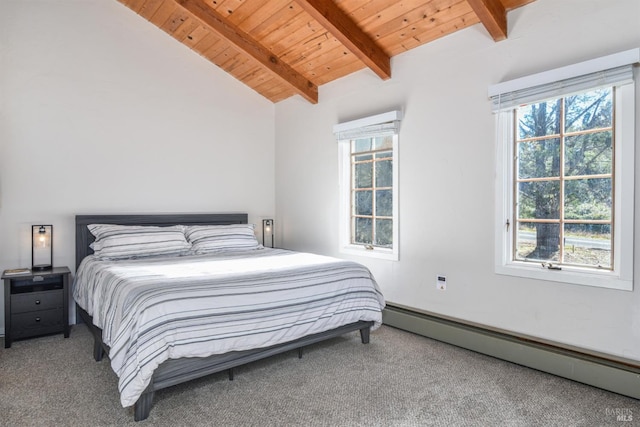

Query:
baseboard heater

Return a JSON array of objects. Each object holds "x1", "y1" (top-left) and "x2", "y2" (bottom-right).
[{"x1": 383, "y1": 304, "x2": 640, "y2": 400}]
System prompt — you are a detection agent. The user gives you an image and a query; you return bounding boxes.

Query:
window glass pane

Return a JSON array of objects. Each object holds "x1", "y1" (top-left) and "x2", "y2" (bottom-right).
[
  {"x1": 348, "y1": 132, "x2": 396, "y2": 252},
  {"x1": 517, "y1": 138, "x2": 560, "y2": 179},
  {"x1": 376, "y1": 219, "x2": 393, "y2": 247},
  {"x1": 355, "y1": 154, "x2": 373, "y2": 162},
  {"x1": 353, "y1": 138, "x2": 372, "y2": 153},
  {"x1": 375, "y1": 151, "x2": 392, "y2": 160},
  {"x1": 562, "y1": 223, "x2": 611, "y2": 268},
  {"x1": 564, "y1": 178, "x2": 612, "y2": 221},
  {"x1": 375, "y1": 189, "x2": 392, "y2": 216},
  {"x1": 517, "y1": 181, "x2": 560, "y2": 219},
  {"x1": 354, "y1": 217, "x2": 372, "y2": 244},
  {"x1": 354, "y1": 163, "x2": 372, "y2": 188},
  {"x1": 373, "y1": 136, "x2": 393, "y2": 150},
  {"x1": 376, "y1": 159, "x2": 392, "y2": 187},
  {"x1": 565, "y1": 88, "x2": 612, "y2": 133},
  {"x1": 565, "y1": 132, "x2": 612, "y2": 176},
  {"x1": 354, "y1": 191, "x2": 372, "y2": 216},
  {"x1": 515, "y1": 221, "x2": 560, "y2": 262},
  {"x1": 517, "y1": 99, "x2": 561, "y2": 139}
]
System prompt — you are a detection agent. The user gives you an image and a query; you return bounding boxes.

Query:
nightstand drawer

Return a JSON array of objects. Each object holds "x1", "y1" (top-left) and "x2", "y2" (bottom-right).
[
  {"x1": 11, "y1": 308, "x2": 63, "y2": 338},
  {"x1": 10, "y1": 275, "x2": 64, "y2": 294},
  {"x1": 11, "y1": 290, "x2": 63, "y2": 314}
]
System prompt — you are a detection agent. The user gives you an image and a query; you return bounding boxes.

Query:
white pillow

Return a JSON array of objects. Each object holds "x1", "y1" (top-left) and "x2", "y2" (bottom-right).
[
  {"x1": 184, "y1": 224, "x2": 260, "y2": 254},
  {"x1": 88, "y1": 224, "x2": 191, "y2": 260}
]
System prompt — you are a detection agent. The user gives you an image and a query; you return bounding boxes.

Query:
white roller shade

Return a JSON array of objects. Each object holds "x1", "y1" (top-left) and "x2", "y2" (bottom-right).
[
  {"x1": 489, "y1": 48, "x2": 639, "y2": 112},
  {"x1": 333, "y1": 110, "x2": 402, "y2": 140}
]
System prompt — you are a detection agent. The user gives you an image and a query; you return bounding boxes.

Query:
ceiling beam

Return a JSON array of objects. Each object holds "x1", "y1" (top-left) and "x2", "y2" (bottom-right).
[
  {"x1": 466, "y1": 0, "x2": 508, "y2": 41},
  {"x1": 293, "y1": 0, "x2": 391, "y2": 80},
  {"x1": 176, "y1": 0, "x2": 318, "y2": 104}
]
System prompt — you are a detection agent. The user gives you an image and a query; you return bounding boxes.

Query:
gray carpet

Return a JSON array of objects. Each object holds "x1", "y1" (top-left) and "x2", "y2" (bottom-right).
[{"x1": 0, "y1": 324, "x2": 638, "y2": 426}]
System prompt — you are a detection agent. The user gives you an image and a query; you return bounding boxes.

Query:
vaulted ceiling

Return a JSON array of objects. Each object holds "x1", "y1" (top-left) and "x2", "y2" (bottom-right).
[{"x1": 118, "y1": 0, "x2": 535, "y2": 103}]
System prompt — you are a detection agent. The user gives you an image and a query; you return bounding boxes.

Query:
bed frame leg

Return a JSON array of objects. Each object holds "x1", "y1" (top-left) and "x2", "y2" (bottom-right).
[
  {"x1": 134, "y1": 390, "x2": 155, "y2": 422},
  {"x1": 93, "y1": 340, "x2": 104, "y2": 361},
  {"x1": 228, "y1": 368, "x2": 234, "y2": 381},
  {"x1": 359, "y1": 326, "x2": 370, "y2": 344},
  {"x1": 298, "y1": 347, "x2": 304, "y2": 359}
]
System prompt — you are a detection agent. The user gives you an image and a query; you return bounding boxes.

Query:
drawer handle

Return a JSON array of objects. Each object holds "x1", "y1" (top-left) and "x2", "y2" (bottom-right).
[
  {"x1": 33, "y1": 276, "x2": 44, "y2": 282},
  {"x1": 35, "y1": 300, "x2": 41, "y2": 305},
  {"x1": 35, "y1": 317, "x2": 41, "y2": 322}
]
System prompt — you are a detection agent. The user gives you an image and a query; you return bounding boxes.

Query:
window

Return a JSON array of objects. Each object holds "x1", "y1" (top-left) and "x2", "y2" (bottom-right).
[
  {"x1": 491, "y1": 49, "x2": 637, "y2": 290},
  {"x1": 334, "y1": 111, "x2": 401, "y2": 260}
]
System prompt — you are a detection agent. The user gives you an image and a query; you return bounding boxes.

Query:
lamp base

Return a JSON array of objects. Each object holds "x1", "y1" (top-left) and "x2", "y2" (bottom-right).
[{"x1": 32, "y1": 264, "x2": 52, "y2": 272}]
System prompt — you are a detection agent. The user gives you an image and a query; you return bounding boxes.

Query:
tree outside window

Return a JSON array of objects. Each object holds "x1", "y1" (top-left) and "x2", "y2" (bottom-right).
[{"x1": 514, "y1": 88, "x2": 613, "y2": 269}]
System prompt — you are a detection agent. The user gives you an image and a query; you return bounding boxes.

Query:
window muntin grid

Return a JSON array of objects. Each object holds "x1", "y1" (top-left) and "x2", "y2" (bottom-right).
[
  {"x1": 513, "y1": 87, "x2": 614, "y2": 270},
  {"x1": 350, "y1": 136, "x2": 393, "y2": 248}
]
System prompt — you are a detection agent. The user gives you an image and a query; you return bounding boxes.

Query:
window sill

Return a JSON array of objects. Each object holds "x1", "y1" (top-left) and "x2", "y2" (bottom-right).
[
  {"x1": 340, "y1": 245, "x2": 398, "y2": 261},
  {"x1": 496, "y1": 262, "x2": 632, "y2": 291}
]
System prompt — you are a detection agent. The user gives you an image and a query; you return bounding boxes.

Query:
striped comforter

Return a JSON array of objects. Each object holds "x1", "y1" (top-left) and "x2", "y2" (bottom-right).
[{"x1": 73, "y1": 249, "x2": 385, "y2": 407}]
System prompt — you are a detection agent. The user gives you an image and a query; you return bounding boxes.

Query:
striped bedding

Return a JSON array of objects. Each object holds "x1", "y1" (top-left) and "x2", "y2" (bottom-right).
[{"x1": 73, "y1": 248, "x2": 385, "y2": 407}]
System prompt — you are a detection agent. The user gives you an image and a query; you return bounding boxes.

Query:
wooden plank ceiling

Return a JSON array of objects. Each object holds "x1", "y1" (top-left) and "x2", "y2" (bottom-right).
[{"x1": 119, "y1": 0, "x2": 535, "y2": 103}]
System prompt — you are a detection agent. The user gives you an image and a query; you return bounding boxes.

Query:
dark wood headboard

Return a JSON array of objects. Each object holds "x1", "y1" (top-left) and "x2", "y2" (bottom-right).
[{"x1": 75, "y1": 213, "x2": 248, "y2": 269}]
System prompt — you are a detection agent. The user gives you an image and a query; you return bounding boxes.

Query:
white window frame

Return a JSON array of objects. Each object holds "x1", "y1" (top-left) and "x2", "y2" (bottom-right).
[
  {"x1": 491, "y1": 50, "x2": 638, "y2": 291},
  {"x1": 335, "y1": 111, "x2": 401, "y2": 261}
]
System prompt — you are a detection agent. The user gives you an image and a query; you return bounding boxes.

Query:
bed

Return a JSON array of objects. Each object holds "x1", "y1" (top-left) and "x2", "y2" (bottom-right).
[{"x1": 73, "y1": 213, "x2": 385, "y2": 421}]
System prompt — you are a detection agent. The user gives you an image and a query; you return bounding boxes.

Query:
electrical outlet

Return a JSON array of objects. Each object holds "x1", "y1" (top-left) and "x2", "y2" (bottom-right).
[{"x1": 436, "y1": 275, "x2": 447, "y2": 290}]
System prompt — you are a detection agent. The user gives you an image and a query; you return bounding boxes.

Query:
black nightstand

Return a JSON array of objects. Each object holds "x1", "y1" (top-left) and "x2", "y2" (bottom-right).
[{"x1": 2, "y1": 267, "x2": 71, "y2": 348}]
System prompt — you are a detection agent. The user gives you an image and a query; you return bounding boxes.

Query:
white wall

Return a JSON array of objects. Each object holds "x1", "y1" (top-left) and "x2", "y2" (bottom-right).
[
  {"x1": 0, "y1": 0, "x2": 275, "y2": 331},
  {"x1": 275, "y1": 0, "x2": 640, "y2": 360}
]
